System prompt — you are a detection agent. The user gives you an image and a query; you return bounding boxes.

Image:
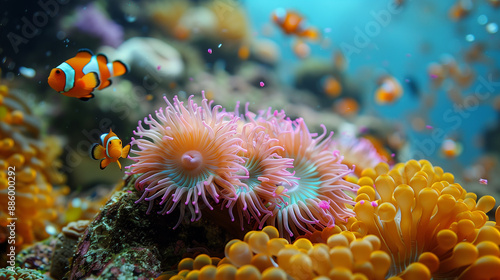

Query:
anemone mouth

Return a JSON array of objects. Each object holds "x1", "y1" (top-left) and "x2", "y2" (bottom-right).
[{"x1": 180, "y1": 150, "x2": 204, "y2": 171}]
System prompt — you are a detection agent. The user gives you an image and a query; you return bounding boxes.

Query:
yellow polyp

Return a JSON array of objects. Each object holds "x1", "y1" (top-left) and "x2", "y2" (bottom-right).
[
  {"x1": 374, "y1": 162, "x2": 390, "y2": 175},
  {"x1": 244, "y1": 231, "x2": 256, "y2": 243},
  {"x1": 361, "y1": 168, "x2": 377, "y2": 180},
  {"x1": 402, "y1": 159, "x2": 420, "y2": 183},
  {"x1": 288, "y1": 253, "x2": 313, "y2": 280},
  {"x1": 0, "y1": 138, "x2": 14, "y2": 150},
  {"x1": 261, "y1": 226, "x2": 279, "y2": 240},
  {"x1": 309, "y1": 243, "x2": 331, "y2": 276},
  {"x1": 249, "y1": 231, "x2": 270, "y2": 254},
  {"x1": 218, "y1": 258, "x2": 232, "y2": 266},
  {"x1": 321, "y1": 225, "x2": 342, "y2": 241},
  {"x1": 473, "y1": 226, "x2": 500, "y2": 245},
  {"x1": 456, "y1": 219, "x2": 476, "y2": 241},
  {"x1": 388, "y1": 168, "x2": 403, "y2": 186},
  {"x1": 250, "y1": 253, "x2": 273, "y2": 272},
  {"x1": 355, "y1": 193, "x2": 371, "y2": 202},
  {"x1": 228, "y1": 241, "x2": 253, "y2": 267},
  {"x1": 17, "y1": 167, "x2": 37, "y2": 183},
  {"x1": 370, "y1": 250, "x2": 391, "y2": 280},
  {"x1": 357, "y1": 185, "x2": 376, "y2": 201},
  {"x1": 476, "y1": 195, "x2": 496, "y2": 214},
  {"x1": 457, "y1": 255, "x2": 500, "y2": 280},
  {"x1": 375, "y1": 175, "x2": 396, "y2": 203},
  {"x1": 352, "y1": 262, "x2": 374, "y2": 279},
  {"x1": 434, "y1": 229, "x2": 458, "y2": 256},
  {"x1": 329, "y1": 267, "x2": 352, "y2": 280},
  {"x1": 7, "y1": 153, "x2": 25, "y2": 168},
  {"x1": 327, "y1": 233, "x2": 349, "y2": 248},
  {"x1": 463, "y1": 197, "x2": 476, "y2": 211},
  {"x1": 235, "y1": 265, "x2": 261, "y2": 280},
  {"x1": 358, "y1": 176, "x2": 374, "y2": 187},
  {"x1": 277, "y1": 248, "x2": 300, "y2": 270},
  {"x1": 261, "y1": 267, "x2": 287, "y2": 280},
  {"x1": 211, "y1": 257, "x2": 221, "y2": 266},
  {"x1": 199, "y1": 265, "x2": 217, "y2": 280},
  {"x1": 426, "y1": 194, "x2": 456, "y2": 241},
  {"x1": 350, "y1": 221, "x2": 367, "y2": 238},
  {"x1": 418, "y1": 252, "x2": 439, "y2": 273},
  {"x1": 399, "y1": 262, "x2": 431, "y2": 280},
  {"x1": 216, "y1": 264, "x2": 238, "y2": 280},
  {"x1": 267, "y1": 238, "x2": 288, "y2": 256},
  {"x1": 394, "y1": 184, "x2": 414, "y2": 258},
  {"x1": 293, "y1": 238, "x2": 313, "y2": 251},
  {"x1": 352, "y1": 273, "x2": 369, "y2": 280},
  {"x1": 186, "y1": 270, "x2": 200, "y2": 280},
  {"x1": 441, "y1": 186, "x2": 461, "y2": 200},
  {"x1": 340, "y1": 231, "x2": 357, "y2": 244},
  {"x1": 194, "y1": 254, "x2": 213, "y2": 270},
  {"x1": 178, "y1": 257, "x2": 194, "y2": 271},
  {"x1": 377, "y1": 202, "x2": 404, "y2": 256},
  {"x1": 350, "y1": 239, "x2": 373, "y2": 264},
  {"x1": 11, "y1": 110, "x2": 24, "y2": 124},
  {"x1": 225, "y1": 239, "x2": 240, "y2": 259},
  {"x1": 0, "y1": 85, "x2": 8, "y2": 95},
  {"x1": 470, "y1": 210, "x2": 487, "y2": 228},
  {"x1": 363, "y1": 235, "x2": 381, "y2": 251},
  {"x1": 476, "y1": 241, "x2": 500, "y2": 257},
  {"x1": 438, "y1": 242, "x2": 478, "y2": 272},
  {"x1": 433, "y1": 166, "x2": 444, "y2": 178},
  {"x1": 329, "y1": 246, "x2": 353, "y2": 269},
  {"x1": 169, "y1": 275, "x2": 184, "y2": 280},
  {"x1": 441, "y1": 172, "x2": 454, "y2": 183},
  {"x1": 409, "y1": 175, "x2": 427, "y2": 199}
]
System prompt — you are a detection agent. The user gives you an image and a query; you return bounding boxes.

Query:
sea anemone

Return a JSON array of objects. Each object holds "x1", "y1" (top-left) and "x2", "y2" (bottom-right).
[
  {"x1": 351, "y1": 160, "x2": 500, "y2": 279},
  {"x1": 222, "y1": 122, "x2": 295, "y2": 230},
  {"x1": 257, "y1": 116, "x2": 359, "y2": 238},
  {"x1": 127, "y1": 95, "x2": 247, "y2": 228},
  {"x1": 331, "y1": 135, "x2": 385, "y2": 177}
]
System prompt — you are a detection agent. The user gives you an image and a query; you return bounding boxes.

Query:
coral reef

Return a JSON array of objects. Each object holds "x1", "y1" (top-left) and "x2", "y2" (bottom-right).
[
  {"x1": 0, "y1": 266, "x2": 46, "y2": 280},
  {"x1": 0, "y1": 83, "x2": 68, "y2": 254}
]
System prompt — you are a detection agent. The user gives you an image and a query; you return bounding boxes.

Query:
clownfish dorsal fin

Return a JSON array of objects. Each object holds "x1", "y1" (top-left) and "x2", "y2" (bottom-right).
[
  {"x1": 76, "y1": 48, "x2": 94, "y2": 59},
  {"x1": 96, "y1": 53, "x2": 109, "y2": 64},
  {"x1": 100, "y1": 132, "x2": 108, "y2": 146}
]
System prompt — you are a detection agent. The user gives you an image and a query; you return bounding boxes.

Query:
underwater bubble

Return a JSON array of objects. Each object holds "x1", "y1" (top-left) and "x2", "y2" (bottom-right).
[
  {"x1": 19, "y1": 66, "x2": 36, "y2": 78},
  {"x1": 477, "y1": 15, "x2": 488, "y2": 25},
  {"x1": 45, "y1": 225, "x2": 57, "y2": 235},
  {"x1": 56, "y1": 30, "x2": 66, "y2": 40},
  {"x1": 71, "y1": 197, "x2": 82, "y2": 208},
  {"x1": 465, "y1": 34, "x2": 475, "y2": 42},
  {"x1": 486, "y1": 22, "x2": 498, "y2": 34},
  {"x1": 218, "y1": 43, "x2": 222, "y2": 48},
  {"x1": 125, "y1": 14, "x2": 136, "y2": 23}
]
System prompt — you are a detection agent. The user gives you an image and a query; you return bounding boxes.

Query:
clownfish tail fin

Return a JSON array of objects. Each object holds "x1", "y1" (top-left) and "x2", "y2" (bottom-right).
[
  {"x1": 122, "y1": 144, "x2": 131, "y2": 159},
  {"x1": 112, "y1": 60, "x2": 128, "y2": 77},
  {"x1": 90, "y1": 143, "x2": 106, "y2": 160},
  {"x1": 79, "y1": 72, "x2": 100, "y2": 91}
]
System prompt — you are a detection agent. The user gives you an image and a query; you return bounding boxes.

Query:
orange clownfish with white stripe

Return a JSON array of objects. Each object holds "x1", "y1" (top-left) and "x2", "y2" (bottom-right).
[
  {"x1": 90, "y1": 129, "x2": 131, "y2": 170},
  {"x1": 271, "y1": 8, "x2": 320, "y2": 40},
  {"x1": 48, "y1": 49, "x2": 128, "y2": 101}
]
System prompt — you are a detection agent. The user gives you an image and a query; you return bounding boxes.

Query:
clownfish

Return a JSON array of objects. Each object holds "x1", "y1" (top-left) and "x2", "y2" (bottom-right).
[
  {"x1": 271, "y1": 8, "x2": 320, "y2": 40},
  {"x1": 48, "y1": 49, "x2": 128, "y2": 101},
  {"x1": 375, "y1": 76, "x2": 403, "y2": 105},
  {"x1": 90, "y1": 129, "x2": 131, "y2": 170}
]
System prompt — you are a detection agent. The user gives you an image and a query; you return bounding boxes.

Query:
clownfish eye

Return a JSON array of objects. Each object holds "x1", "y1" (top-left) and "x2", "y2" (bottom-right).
[{"x1": 55, "y1": 69, "x2": 61, "y2": 74}]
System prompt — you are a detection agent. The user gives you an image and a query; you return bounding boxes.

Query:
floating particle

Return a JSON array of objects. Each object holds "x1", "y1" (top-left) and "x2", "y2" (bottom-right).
[
  {"x1": 189, "y1": 77, "x2": 193, "y2": 81},
  {"x1": 157, "y1": 65, "x2": 161, "y2": 70},
  {"x1": 425, "y1": 125, "x2": 433, "y2": 129},
  {"x1": 479, "y1": 178, "x2": 488, "y2": 185},
  {"x1": 318, "y1": 200, "x2": 329, "y2": 209},
  {"x1": 324, "y1": 27, "x2": 331, "y2": 33},
  {"x1": 218, "y1": 43, "x2": 222, "y2": 48},
  {"x1": 477, "y1": 15, "x2": 488, "y2": 25},
  {"x1": 391, "y1": 153, "x2": 395, "y2": 157},
  {"x1": 125, "y1": 14, "x2": 137, "y2": 23},
  {"x1": 19, "y1": 66, "x2": 36, "y2": 78},
  {"x1": 259, "y1": 81, "x2": 265, "y2": 87},
  {"x1": 406, "y1": 53, "x2": 411, "y2": 57},
  {"x1": 430, "y1": 74, "x2": 438, "y2": 79},
  {"x1": 207, "y1": 48, "x2": 212, "y2": 54},
  {"x1": 45, "y1": 225, "x2": 57, "y2": 235},
  {"x1": 465, "y1": 34, "x2": 475, "y2": 42},
  {"x1": 486, "y1": 22, "x2": 498, "y2": 34}
]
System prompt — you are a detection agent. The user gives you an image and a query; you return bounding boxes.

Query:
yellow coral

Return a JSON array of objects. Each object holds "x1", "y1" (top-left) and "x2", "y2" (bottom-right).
[{"x1": 0, "y1": 84, "x2": 68, "y2": 250}]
